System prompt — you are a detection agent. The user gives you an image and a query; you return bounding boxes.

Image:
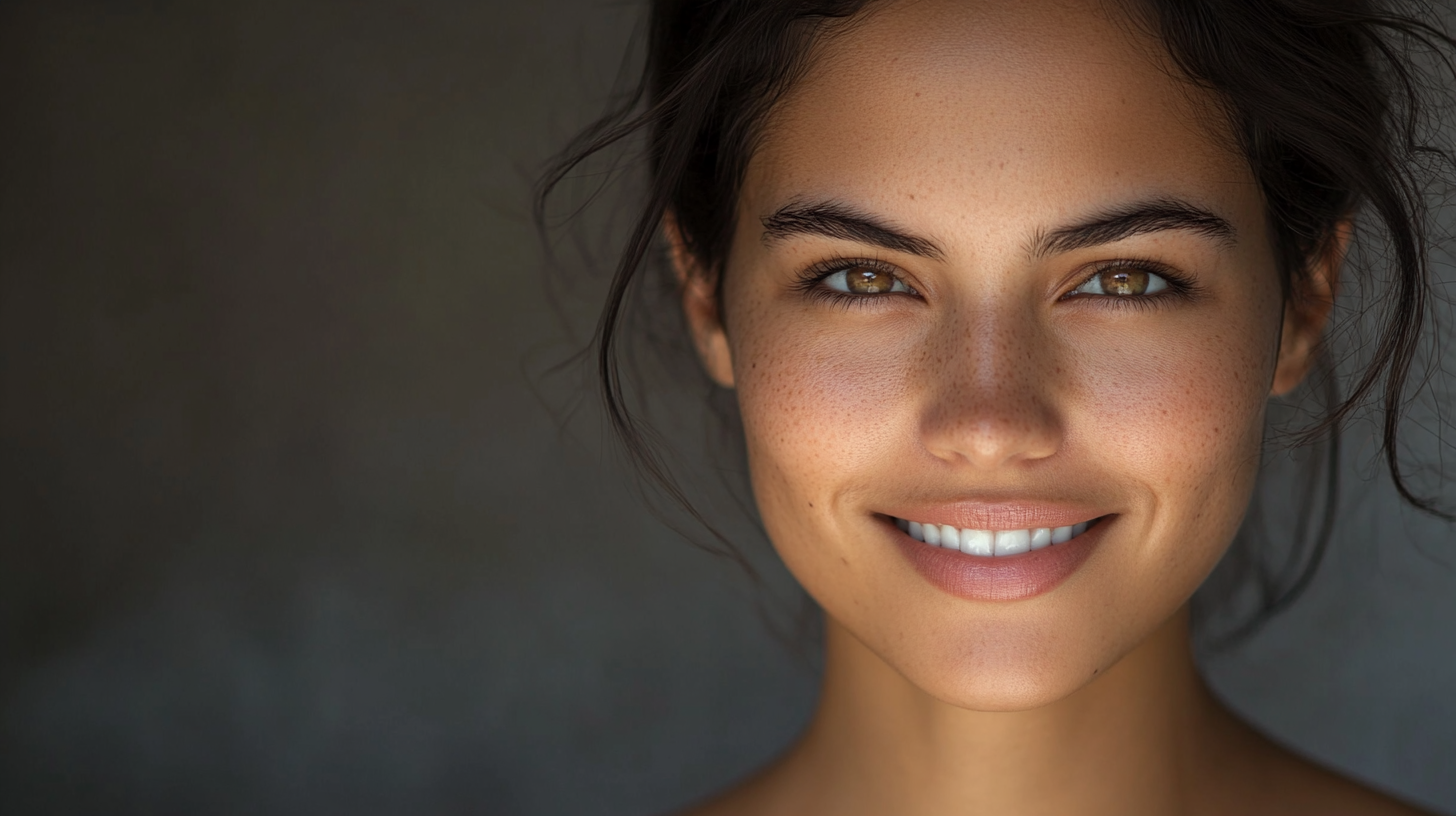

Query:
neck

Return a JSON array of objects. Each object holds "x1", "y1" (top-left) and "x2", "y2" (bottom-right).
[{"x1": 756, "y1": 608, "x2": 1257, "y2": 816}]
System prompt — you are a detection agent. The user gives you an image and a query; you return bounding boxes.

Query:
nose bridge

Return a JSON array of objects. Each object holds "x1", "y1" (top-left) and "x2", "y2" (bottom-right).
[{"x1": 920, "y1": 294, "x2": 1062, "y2": 468}]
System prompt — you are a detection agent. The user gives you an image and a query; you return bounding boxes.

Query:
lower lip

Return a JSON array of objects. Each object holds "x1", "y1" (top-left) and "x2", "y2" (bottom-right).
[{"x1": 890, "y1": 518, "x2": 1109, "y2": 602}]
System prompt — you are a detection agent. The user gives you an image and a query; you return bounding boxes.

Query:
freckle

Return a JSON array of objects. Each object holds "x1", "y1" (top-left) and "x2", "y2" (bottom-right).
[{"x1": 808, "y1": 502, "x2": 814, "y2": 508}]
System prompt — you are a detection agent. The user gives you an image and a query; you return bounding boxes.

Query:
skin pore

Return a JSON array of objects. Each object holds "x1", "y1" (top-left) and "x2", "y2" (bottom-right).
[{"x1": 670, "y1": 1, "x2": 1425, "y2": 814}]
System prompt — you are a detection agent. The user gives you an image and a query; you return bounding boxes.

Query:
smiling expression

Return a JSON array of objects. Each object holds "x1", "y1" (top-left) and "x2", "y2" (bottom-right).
[{"x1": 677, "y1": 0, "x2": 1326, "y2": 710}]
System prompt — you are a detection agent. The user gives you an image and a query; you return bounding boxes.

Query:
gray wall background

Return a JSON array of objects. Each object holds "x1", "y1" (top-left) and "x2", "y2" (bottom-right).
[{"x1": 0, "y1": 1, "x2": 1453, "y2": 814}]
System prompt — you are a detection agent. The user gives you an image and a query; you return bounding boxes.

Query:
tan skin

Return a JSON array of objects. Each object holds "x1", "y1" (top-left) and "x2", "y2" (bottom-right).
[{"x1": 667, "y1": 1, "x2": 1431, "y2": 814}]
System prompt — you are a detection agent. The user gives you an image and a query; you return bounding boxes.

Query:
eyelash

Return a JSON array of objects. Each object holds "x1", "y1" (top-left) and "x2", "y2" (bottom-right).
[
  {"x1": 792, "y1": 257, "x2": 1200, "y2": 309},
  {"x1": 1063, "y1": 258, "x2": 1201, "y2": 310},
  {"x1": 792, "y1": 257, "x2": 915, "y2": 309}
]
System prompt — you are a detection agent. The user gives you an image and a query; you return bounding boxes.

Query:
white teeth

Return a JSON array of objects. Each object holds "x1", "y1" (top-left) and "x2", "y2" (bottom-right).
[
  {"x1": 923, "y1": 523, "x2": 941, "y2": 547},
  {"x1": 896, "y1": 517, "x2": 1101, "y2": 555},
  {"x1": 939, "y1": 524, "x2": 959, "y2": 550},
  {"x1": 994, "y1": 529, "x2": 1031, "y2": 556},
  {"x1": 961, "y1": 528, "x2": 994, "y2": 556}
]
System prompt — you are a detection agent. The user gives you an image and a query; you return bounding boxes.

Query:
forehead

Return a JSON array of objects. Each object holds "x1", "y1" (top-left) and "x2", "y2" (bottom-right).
[{"x1": 744, "y1": 0, "x2": 1259, "y2": 244}]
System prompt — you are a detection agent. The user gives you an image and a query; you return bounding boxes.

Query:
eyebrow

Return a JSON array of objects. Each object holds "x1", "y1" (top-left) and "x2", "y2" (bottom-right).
[
  {"x1": 761, "y1": 201, "x2": 945, "y2": 260},
  {"x1": 1028, "y1": 197, "x2": 1237, "y2": 258},
  {"x1": 760, "y1": 196, "x2": 1236, "y2": 261}
]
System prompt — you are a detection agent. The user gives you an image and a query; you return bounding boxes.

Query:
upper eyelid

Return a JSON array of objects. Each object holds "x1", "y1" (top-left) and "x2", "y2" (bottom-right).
[
  {"x1": 798, "y1": 257, "x2": 918, "y2": 292},
  {"x1": 808, "y1": 256, "x2": 901, "y2": 274}
]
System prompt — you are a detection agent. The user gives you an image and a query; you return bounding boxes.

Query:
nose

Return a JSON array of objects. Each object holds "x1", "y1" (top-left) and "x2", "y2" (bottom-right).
[{"x1": 918, "y1": 303, "x2": 1063, "y2": 470}]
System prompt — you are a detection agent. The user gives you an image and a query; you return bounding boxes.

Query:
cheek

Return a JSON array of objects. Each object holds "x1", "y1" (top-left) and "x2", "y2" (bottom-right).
[
  {"x1": 727, "y1": 305, "x2": 925, "y2": 497},
  {"x1": 1068, "y1": 318, "x2": 1273, "y2": 488},
  {"x1": 721, "y1": 294, "x2": 935, "y2": 587},
  {"x1": 1059, "y1": 301, "x2": 1281, "y2": 606}
]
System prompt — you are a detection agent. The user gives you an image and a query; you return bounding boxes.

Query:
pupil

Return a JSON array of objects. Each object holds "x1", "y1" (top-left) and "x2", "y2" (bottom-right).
[
  {"x1": 1101, "y1": 268, "x2": 1148, "y2": 296},
  {"x1": 848, "y1": 267, "x2": 893, "y2": 294}
]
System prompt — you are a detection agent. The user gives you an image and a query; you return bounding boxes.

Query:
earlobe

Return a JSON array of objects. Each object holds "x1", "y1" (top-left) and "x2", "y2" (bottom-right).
[
  {"x1": 1271, "y1": 219, "x2": 1350, "y2": 396},
  {"x1": 663, "y1": 212, "x2": 736, "y2": 389}
]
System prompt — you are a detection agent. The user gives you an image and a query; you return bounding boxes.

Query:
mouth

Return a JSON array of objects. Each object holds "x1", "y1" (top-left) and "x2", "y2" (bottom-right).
[
  {"x1": 893, "y1": 516, "x2": 1099, "y2": 556},
  {"x1": 886, "y1": 513, "x2": 1111, "y2": 602}
]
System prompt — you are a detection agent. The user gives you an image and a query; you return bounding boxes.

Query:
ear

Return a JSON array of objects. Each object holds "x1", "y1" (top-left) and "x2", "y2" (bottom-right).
[
  {"x1": 1271, "y1": 219, "x2": 1350, "y2": 396},
  {"x1": 664, "y1": 212, "x2": 735, "y2": 388}
]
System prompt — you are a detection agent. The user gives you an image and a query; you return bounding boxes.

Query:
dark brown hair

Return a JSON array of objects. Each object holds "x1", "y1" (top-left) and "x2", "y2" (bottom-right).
[{"x1": 536, "y1": 0, "x2": 1456, "y2": 641}]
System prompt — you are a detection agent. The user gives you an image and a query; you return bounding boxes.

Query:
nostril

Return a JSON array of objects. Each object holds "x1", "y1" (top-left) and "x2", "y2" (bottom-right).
[{"x1": 921, "y1": 412, "x2": 1062, "y2": 469}]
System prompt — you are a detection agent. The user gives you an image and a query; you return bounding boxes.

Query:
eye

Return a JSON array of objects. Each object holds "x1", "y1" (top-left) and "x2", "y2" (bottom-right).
[
  {"x1": 1070, "y1": 265, "x2": 1169, "y2": 297},
  {"x1": 822, "y1": 263, "x2": 913, "y2": 295}
]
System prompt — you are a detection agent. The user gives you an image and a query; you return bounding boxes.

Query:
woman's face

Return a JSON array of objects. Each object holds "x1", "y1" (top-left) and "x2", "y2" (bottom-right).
[{"x1": 684, "y1": 0, "x2": 1323, "y2": 710}]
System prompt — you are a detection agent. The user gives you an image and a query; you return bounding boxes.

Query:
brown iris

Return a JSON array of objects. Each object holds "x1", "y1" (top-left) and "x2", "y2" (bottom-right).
[
  {"x1": 1098, "y1": 268, "x2": 1150, "y2": 296},
  {"x1": 845, "y1": 265, "x2": 897, "y2": 294}
]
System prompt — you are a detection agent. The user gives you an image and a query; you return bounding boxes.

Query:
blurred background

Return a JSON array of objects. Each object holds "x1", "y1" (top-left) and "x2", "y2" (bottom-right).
[{"x1": 1, "y1": 1, "x2": 1454, "y2": 814}]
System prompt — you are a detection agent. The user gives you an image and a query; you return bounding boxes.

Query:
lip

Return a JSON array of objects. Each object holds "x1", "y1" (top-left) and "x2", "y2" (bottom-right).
[
  {"x1": 888, "y1": 513, "x2": 1111, "y2": 602},
  {"x1": 885, "y1": 501, "x2": 1106, "y2": 532}
]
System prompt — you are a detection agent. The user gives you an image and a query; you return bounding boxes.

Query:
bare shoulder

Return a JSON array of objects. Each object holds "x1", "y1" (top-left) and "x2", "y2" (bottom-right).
[
  {"x1": 1270, "y1": 760, "x2": 1436, "y2": 816},
  {"x1": 670, "y1": 792, "x2": 754, "y2": 816},
  {"x1": 667, "y1": 776, "x2": 781, "y2": 816},
  {"x1": 1229, "y1": 731, "x2": 1438, "y2": 816},
  {"x1": 666, "y1": 724, "x2": 1442, "y2": 816},
  {"x1": 664, "y1": 756, "x2": 798, "y2": 816}
]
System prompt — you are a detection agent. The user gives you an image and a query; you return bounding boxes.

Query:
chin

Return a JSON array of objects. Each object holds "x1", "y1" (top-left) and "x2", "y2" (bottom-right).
[
  {"x1": 817, "y1": 560, "x2": 1197, "y2": 715},
  {"x1": 896, "y1": 621, "x2": 1129, "y2": 712}
]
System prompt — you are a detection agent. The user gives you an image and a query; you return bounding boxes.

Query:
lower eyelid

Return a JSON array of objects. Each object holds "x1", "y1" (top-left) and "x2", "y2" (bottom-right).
[{"x1": 805, "y1": 289, "x2": 903, "y2": 310}]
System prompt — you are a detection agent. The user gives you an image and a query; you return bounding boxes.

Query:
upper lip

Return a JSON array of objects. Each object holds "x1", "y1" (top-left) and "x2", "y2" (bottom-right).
[{"x1": 882, "y1": 501, "x2": 1109, "y2": 531}]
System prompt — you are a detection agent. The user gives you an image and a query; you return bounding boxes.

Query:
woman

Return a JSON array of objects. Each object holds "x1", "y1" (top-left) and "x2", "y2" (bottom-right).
[{"x1": 541, "y1": 0, "x2": 1454, "y2": 813}]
